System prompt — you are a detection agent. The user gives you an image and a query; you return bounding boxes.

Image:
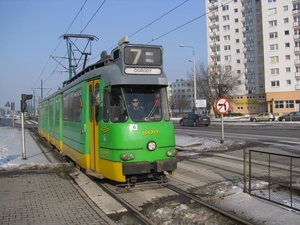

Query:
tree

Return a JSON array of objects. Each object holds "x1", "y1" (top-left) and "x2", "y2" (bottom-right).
[
  {"x1": 170, "y1": 92, "x2": 190, "y2": 115},
  {"x1": 187, "y1": 61, "x2": 240, "y2": 116}
]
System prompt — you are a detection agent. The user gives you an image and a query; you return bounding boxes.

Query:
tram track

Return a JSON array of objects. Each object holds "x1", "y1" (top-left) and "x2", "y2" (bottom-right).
[{"x1": 94, "y1": 178, "x2": 254, "y2": 225}]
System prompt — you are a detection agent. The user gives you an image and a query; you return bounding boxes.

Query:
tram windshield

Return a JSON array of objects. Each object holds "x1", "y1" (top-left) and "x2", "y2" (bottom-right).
[{"x1": 108, "y1": 86, "x2": 170, "y2": 122}]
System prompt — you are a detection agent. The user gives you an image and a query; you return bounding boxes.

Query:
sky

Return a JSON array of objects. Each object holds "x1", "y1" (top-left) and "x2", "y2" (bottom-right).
[{"x1": 0, "y1": 0, "x2": 208, "y2": 111}]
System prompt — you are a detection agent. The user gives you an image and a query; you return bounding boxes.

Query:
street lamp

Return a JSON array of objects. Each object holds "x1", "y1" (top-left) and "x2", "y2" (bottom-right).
[{"x1": 179, "y1": 45, "x2": 197, "y2": 113}]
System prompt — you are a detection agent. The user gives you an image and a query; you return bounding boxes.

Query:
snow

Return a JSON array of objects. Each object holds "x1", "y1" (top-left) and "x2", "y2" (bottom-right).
[{"x1": 1, "y1": 125, "x2": 300, "y2": 224}]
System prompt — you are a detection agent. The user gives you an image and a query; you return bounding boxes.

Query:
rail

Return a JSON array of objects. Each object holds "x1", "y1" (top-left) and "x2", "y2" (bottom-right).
[{"x1": 246, "y1": 149, "x2": 300, "y2": 211}]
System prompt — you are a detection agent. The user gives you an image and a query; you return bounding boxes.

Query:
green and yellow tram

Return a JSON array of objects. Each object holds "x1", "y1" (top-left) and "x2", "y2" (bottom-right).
[{"x1": 39, "y1": 36, "x2": 177, "y2": 183}]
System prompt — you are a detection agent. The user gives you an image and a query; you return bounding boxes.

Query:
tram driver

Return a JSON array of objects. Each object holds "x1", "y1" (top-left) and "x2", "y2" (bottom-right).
[{"x1": 129, "y1": 97, "x2": 147, "y2": 121}]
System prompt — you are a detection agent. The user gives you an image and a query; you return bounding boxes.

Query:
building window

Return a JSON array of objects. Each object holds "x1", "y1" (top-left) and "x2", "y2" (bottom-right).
[
  {"x1": 234, "y1": 8, "x2": 238, "y2": 13},
  {"x1": 286, "y1": 79, "x2": 291, "y2": 85},
  {"x1": 236, "y1": 39, "x2": 240, "y2": 43},
  {"x1": 269, "y1": 20, "x2": 277, "y2": 27},
  {"x1": 222, "y1": 5, "x2": 229, "y2": 11},
  {"x1": 283, "y1": 5, "x2": 288, "y2": 11},
  {"x1": 224, "y1": 35, "x2": 230, "y2": 40},
  {"x1": 284, "y1": 18, "x2": 289, "y2": 23},
  {"x1": 267, "y1": 8, "x2": 277, "y2": 15},
  {"x1": 236, "y1": 49, "x2": 240, "y2": 53},
  {"x1": 223, "y1": 25, "x2": 230, "y2": 31},
  {"x1": 224, "y1": 45, "x2": 231, "y2": 50},
  {"x1": 284, "y1": 30, "x2": 289, "y2": 35},
  {"x1": 271, "y1": 80, "x2": 280, "y2": 87},
  {"x1": 268, "y1": 0, "x2": 276, "y2": 3},
  {"x1": 225, "y1": 55, "x2": 231, "y2": 61},
  {"x1": 270, "y1": 44, "x2": 278, "y2": 50},
  {"x1": 237, "y1": 59, "x2": 240, "y2": 63},
  {"x1": 286, "y1": 67, "x2": 291, "y2": 72},
  {"x1": 237, "y1": 70, "x2": 241, "y2": 73},
  {"x1": 275, "y1": 100, "x2": 294, "y2": 109},
  {"x1": 235, "y1": 18, "x2": 238, "y2": 23},
  {"x1": 223, "y1": 15, "x2": 229, "y2": 21},
  {"x1": 270, "y1": 56, "x2": 279, "y2": 63},
  {"x1": 270, "y1": 68, "x2": 279, "y2": 74},
  {"x1": 285, "y1": 43, "x2": 290, "y2": 48},
  {"x1": 235, "y1": 29, "x2": 239, "y2": 33},
  {"x1": 269, "y1": 32, "x2": 278, "y2": 39},
  {"x1": 225, "y1": 65, "x2": 232, "y2": 71},
  {"x1": 285, "y1": 55, "x2": 290, "y2": 60}
]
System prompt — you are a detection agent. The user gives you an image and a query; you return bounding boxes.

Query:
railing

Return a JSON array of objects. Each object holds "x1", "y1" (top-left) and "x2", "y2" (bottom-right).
[{"x1": 245, "y1": 150, "x2": 300, "y2": 211}]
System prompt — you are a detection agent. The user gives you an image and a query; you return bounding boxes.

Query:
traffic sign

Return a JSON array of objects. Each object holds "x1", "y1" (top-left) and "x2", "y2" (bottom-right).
[{"x1": 216, "y1": 97, "x2": 230, "y2": 114}]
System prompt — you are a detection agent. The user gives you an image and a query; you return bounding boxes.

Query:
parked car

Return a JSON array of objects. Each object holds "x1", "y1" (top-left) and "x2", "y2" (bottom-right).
[
  {"x1": 278, "y1": 111, "x2": 300, "y2": 121},
  {"x1": 250, "y1": 112, "x2": 275, "y2": 122},
  {"x1": 179, "y1": 113, "x2": 211, "y2": 127}
]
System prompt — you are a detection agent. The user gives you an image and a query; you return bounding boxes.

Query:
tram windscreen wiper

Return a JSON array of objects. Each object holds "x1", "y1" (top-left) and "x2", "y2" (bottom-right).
[{"x1": 145, "y1": 100, "x2": 158, "y2": 120}]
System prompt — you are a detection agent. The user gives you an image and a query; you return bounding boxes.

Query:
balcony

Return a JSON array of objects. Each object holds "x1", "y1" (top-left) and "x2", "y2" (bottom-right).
[
  {"x1": 241, "y1": 4, "x2": 253, "y2": 13},
  {"x1": 241, "y1": 15, "x2": 253, "y2": 22},
  {"x1": 243, "y1": 47, "x2": 254, "y2": 53},
  {"x1": 209, "y1": 22, "x2": 219, "y2": 28},
  {"x1": 296, "y1": 84, "x2": 300, "y2": 90},
  {"x1": 208, "y1": 3, "x2": 218, "y2": 10},
  {"x1": 209, "y1": 31, "x2": 219, "y2": 37},
  {"x1": 294, "y1": 21, "x2": 300, "y2": 28},
  {"x1": 208, "y1": 11, "x2": 218, "y2": 19},
  {"x1": 294, "y1": 34, "x2": 300, "y2": 41},
  {"x1": 295, "y1": 59, "x2": 300, "y2": 65},
  {"x1": 244, "y1": 57, "x2": 255, "y2": 63},
  {"x1": 243, "y1": 36, "x2": 254, "y2": 43},
  {"x1": 210, "y1": 51, "x2": 220, "y2": 57},
  {"x1": 295, "y1": 47, "x2": 300, "y2": 54},
  {"x1": 292, "y1": 8, "x2": 300, "y2": 16}
]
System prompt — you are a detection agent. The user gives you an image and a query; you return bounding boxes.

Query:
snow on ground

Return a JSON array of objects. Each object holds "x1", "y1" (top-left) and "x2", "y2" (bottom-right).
[{"x1": 1, "y1": 125, "x2": 300, "y2": 224}]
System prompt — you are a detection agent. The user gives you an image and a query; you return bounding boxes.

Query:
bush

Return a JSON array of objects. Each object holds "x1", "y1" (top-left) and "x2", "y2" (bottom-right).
[{"x1": 223, "y1": 113, "x2": 243, "y2": 117}]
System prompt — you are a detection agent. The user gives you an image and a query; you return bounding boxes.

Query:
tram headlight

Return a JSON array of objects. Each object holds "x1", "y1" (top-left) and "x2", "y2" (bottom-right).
[
  {"x1": 120, "y1": 153, "x2": 135, "y2": 161},
  {"x1": 166, "y1": 150, "x2": 178, "y2": 157},
  {"x1": 129, "y1": 154, "x2": 135, "y2": 160},
  {"x1": 147, "y1": 141, "x2": 156, "y2": 151}
]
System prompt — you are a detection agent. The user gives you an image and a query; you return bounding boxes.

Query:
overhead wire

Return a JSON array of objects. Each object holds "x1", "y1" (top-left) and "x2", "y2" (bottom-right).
[
  {"x1": 34, "y1": 0, "x2": 235, "y2": 98},
  {"x1": 32, "y1": 0, "x2": 89, "y2": 91}
]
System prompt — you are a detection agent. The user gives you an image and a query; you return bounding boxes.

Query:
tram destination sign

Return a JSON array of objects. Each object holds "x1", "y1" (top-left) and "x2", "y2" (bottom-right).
[
  {"x1": 124, "y1": 67, "x2": 162, "y2": 75},
  {"x1": 124, "y1": 46, "x2": 162, "y2": 66}
]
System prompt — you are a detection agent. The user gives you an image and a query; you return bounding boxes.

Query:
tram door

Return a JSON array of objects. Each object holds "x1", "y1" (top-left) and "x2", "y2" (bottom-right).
[{"x1": 88, "y1": 80, "x2": 100, "y2": 171}]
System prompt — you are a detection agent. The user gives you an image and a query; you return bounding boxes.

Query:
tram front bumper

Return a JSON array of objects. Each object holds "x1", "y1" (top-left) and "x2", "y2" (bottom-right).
[{"x1": 122, "y1": 159, "x2": 177, "y2": 175}]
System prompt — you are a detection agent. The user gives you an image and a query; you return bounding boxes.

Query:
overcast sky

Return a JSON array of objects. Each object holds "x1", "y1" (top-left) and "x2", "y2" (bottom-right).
[{"x1": 0, "y1": 0, "x2": 208, "y2": 111}]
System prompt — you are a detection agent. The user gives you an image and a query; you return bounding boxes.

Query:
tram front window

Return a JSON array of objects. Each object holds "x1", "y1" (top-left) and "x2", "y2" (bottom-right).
[{"x1": 123, "y1": 86, "x2": 168, "y2": 122}]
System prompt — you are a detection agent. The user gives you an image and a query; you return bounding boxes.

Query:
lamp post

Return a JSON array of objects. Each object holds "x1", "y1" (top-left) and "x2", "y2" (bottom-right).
[{"x1": 179, "y1": 45, "x2": 197, "y2": 113}]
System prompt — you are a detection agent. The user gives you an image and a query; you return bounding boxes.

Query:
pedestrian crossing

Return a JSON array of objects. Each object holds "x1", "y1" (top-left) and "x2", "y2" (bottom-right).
[{"x1": 24, "y1": 120, "x2": 38, "y2": 125}]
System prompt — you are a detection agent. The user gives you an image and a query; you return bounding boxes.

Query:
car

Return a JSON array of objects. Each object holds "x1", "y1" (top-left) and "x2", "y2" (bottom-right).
[
  {"x1": 250, "y1": 112, "x2": 275, "y2": 122},
  {"x1": 278, "y1": 111, "x2": 300, "y2": 121},
  {"x1": 179, "y1": 113, "x2": 211, "y2": 127}
]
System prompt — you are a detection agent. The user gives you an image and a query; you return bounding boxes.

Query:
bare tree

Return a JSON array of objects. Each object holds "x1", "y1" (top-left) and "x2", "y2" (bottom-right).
[
  {"x1": 170, "y1": 92, "x2": 190, "y2": 115},
  {"x1": 187, "y1": 61, "x2": 240, "y2": 116}
]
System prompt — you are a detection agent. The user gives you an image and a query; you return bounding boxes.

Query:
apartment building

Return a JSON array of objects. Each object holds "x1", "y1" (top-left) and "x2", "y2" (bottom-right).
[{"x1": 206, "y1": 0, "x2": 300, "y2": 115}]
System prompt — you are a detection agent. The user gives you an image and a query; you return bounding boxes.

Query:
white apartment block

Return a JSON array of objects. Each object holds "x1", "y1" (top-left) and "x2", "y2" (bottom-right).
[{"x1": 206, "y1": 0, "x2": 300, "y2": 115}]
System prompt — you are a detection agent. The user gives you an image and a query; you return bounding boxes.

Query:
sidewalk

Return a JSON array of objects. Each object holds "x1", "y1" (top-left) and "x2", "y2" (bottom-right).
[{"x1": 0, "y1": 126, "x2": 116, "y2": 225}]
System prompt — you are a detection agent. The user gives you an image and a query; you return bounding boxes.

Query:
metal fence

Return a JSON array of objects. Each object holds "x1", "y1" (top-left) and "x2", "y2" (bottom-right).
[{"x1": 246, "y1": 149, "x2": 300, "y2": 211}]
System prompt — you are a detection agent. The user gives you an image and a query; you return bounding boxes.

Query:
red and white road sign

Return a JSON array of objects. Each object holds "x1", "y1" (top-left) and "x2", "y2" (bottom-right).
[{"x1": 216, "y1": 97, "x2": 230, "y2": 114}]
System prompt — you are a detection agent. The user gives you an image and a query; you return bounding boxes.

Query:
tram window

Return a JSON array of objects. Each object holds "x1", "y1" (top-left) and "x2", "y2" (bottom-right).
[
  {"x1": 56, "y1": 96, "x2": 60, "y2": 120},
  {"x1": 73, "y1": 89, "x2": 82, "y2": 122},
  {"x1": 109, "y1": 87, "x2": 127, "y2": 122},
  {"x1": 103, "y1": 90, "x2": 109, "y2": 122}
]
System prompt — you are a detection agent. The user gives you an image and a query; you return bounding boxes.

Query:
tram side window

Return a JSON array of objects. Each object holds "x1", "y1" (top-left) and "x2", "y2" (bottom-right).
[
  {"x1": 63, "y1": 90, "x2": 82, "y2": 122},
  {"x1": 73, "y1": 89, "x2": 82, "y2": 122},
  {"x1": 103, "y1": 89, "x2": 109, "y2": 122},
  {"x1": 63, "y1": 94, "x2": 69, "y2": 121},
  {"x1": 56, "y1": 96, "x2": 60, "y2": 120},
  {"x1": 109, "y1": 87, "x2": 127, "y2": 122}
]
